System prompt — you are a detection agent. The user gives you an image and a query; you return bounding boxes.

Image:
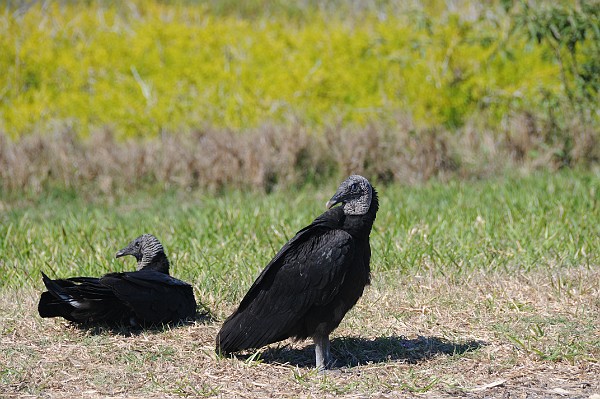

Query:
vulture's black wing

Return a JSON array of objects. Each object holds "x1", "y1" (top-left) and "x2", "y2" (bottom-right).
[
  {"x1": 39, "y1": 271, "x2": 196, "y2": 325},
  {"x1": 100, "y1": 270, "x2": 196, "y2": 324},
  {"x1": 38, "y1": 272, "x2": 127, "y2": 323},
  {"x1": 217, "y1": 211, "x2": 356, "y2": 352}
]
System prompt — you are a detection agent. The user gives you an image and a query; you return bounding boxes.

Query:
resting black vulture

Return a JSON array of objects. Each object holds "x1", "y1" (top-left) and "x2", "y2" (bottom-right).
[
  {"x1": 216, "y1": 175, "x2": 378, "y2": 369},
  {"x1": 38, "y1": 234, "x2": 196, "y2": 326}
]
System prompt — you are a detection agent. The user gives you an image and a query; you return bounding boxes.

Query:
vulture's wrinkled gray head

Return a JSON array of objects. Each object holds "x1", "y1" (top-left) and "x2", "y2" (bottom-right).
[
  {"x1": 115, "y1": 234, "x2": 166, "y2": 270},
  {"x1": 326, "y1": 175, "x2": 373, "y2": 216}
]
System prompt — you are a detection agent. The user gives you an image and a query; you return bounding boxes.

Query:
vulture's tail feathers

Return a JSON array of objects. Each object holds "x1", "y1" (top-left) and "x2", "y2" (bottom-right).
[{"x1": 38, "y1": 272, "x2": 89, "y2": 319}]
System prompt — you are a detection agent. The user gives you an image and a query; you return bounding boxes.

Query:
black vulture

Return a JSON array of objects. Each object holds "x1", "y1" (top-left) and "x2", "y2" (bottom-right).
[
  {"x1": 38, "y1": 234, "x2": 196, "y2": 326},
  {"x1": 216, "y1": 175, "x2": 379, "y2": 369}
]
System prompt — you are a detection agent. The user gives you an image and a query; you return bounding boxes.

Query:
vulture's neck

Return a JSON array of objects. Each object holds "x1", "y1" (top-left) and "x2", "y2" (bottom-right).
[
  {"x1": 343, "y1": 188, "x2": 378, "y2": 238},
  {"x1": 140, "y1": 252, "x2": 170, "y2": 274}
]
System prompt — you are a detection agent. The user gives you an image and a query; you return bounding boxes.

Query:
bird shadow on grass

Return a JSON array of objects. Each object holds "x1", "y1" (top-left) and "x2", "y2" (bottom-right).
[
  {"x1": 71, "y1": 309, "x2": 215, "y2": 337},
  {"x1": 242, "y1": 335, "x2": 486, "y2": 368}
]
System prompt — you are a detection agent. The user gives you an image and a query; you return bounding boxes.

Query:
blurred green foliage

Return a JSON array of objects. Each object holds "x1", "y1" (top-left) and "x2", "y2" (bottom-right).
[
  {"x1": 0, "y1": 0, "x2": 596, "y2": 138},
  {"x1": 513, "y1": 0, "x2": 600, "y2": 105}
]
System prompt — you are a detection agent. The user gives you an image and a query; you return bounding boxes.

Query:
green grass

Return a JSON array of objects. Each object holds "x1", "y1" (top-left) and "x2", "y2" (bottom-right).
[{"x1": 1, "y1": 171, "x2": 598, "y2": 310}]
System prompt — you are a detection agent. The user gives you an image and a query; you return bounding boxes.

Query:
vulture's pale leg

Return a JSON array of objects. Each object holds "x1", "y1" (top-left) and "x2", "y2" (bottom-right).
[{"x1": 314, "y1": 334, "x2": 331, "y2": 371}]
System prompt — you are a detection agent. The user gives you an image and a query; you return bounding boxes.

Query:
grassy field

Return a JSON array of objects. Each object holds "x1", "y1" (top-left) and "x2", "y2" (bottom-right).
[
  {"x1": 1, "y1": 171, "x2": 599, "y2": 397},
  {"x1": 1, "y1": 1, "x2": 598, "y2": 397}
]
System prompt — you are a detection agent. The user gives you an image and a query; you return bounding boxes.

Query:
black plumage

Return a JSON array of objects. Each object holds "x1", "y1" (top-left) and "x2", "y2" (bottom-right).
[
  {"x1": 216, "y1": 175, "x2": 379, "y2": 369},
  {"x1": 38, "y1": 234, "x2": 196, "y2": 326}
]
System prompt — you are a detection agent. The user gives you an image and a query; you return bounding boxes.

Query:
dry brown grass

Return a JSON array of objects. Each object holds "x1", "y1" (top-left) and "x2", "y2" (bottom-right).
[
  {"x1": 2, "y1": 265, "x2": 598, "y2": 398},
  {"x1": 2, "y1": 114, "x2": 595, "y2": 195}
]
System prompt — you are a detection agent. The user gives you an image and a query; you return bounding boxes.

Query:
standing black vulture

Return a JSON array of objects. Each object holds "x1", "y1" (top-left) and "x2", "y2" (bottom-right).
[
  {"x1": 38, "y1": 234, "x2": 196, "y2": 326},
  {"x1": 216, "y1": 175, "x2": 379, "y2": 369}
]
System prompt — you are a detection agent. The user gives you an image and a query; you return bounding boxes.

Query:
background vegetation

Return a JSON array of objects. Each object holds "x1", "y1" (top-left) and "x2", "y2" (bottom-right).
[{"x1": 1, "y1": 0, "x2": 599, "y2": 194}]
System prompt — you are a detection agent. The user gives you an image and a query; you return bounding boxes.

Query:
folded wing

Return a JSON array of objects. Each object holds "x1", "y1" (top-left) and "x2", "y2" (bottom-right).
[{"x1": 217, "y1": 225, "x2": 355, "y2": 352}]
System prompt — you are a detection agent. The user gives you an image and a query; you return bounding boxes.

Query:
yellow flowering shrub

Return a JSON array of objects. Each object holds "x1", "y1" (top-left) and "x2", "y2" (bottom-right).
[{"x1": 0, "y1": 1, "x2": 568, "y2": 138}]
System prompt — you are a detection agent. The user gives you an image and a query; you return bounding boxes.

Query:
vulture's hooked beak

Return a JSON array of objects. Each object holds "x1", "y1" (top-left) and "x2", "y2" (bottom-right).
[
  {"x1": 326, "y1": 192, "x2": 344, "y2": 209},
  {"x1": 115, "y1": 249, "x2": 128, "y2": 259}
]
